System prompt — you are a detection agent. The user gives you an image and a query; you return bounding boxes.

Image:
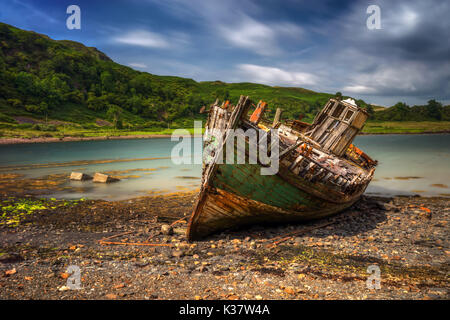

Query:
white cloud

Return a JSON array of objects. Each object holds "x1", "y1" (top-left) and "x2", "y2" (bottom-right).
[
  {"x1": 128, "y1": 63, "x2": 147, "y2": 69},
  {"x1": 114, "y1": 30, "x2": 170, "y2": 48},
  {"x1": 219, "y1": 19, "x2": 303, "y2": 55},
  {"x1": 219, "y1": 18, "x2": 275, "y2": 53},
  {"x1": 151, "y1": 0, "x2": 303, "y2": 56},
  {"x1": 238, "y1": 64, "x2": 317, "y2": 86},
  {"x1": 343, "y1": 85, "x2": 377, "y2": 94}
]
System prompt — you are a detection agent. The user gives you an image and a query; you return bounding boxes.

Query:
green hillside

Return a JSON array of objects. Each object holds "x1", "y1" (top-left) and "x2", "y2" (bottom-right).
[
  {"x1": 0, "y1": 22, "x2": 338, "y2": 133},
  {"x1": 0, "y1": 22, "x2": 449, "y2": 138}
]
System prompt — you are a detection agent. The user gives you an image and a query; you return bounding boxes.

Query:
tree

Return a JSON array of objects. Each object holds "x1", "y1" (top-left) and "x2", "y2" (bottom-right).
[
  {"x1": 106, "y1": 104, "x2": 122, "y2": 129},
  {"x1": 365, "y1": 104, "x2": 375, "y2": 117},
  {"x1": 7, "y1": 99, "x2": 23, "y2": 109},
  {"x1": 15, "y1": 72, "x2": 36, "y2": 95},
  {"x1": 25, "y1": 103, "x2": 47, "y2": 114},
  {"x1": 426, "y1": 99, "x2": 442, "y2": 120},
  {"x1": 212, "y1": 88, "x2": 229, "y2": 101},
  {"x1": 100, "y1": 71, "x2": 114, "y2": 92}
]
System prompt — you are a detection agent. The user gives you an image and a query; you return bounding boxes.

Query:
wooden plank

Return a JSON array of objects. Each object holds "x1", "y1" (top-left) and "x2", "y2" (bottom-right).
[{"x1": 272, "y1": 108, "x2": 283, "y2": 127}]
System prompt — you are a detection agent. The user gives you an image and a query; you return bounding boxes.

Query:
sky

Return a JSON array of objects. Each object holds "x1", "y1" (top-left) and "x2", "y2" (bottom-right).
[{"x1": 0, "y1": 0, "x2": 449, "y2": 106}]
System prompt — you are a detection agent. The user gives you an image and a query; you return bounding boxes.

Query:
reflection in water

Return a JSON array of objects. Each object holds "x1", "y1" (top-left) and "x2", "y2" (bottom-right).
[{"x1": 0, "y1": 134, "x2": 448, "y2": 200}]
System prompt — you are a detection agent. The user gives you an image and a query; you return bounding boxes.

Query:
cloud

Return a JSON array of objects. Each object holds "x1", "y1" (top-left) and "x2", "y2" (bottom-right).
[
  {"x1": 128, "y1": 63, "x2": 147, "y2": 69},
  {"x1": 108, "y1": 0, "x2": 449, "y2": 105},
  {"x1": 218, "y1": 17, "x2": 303, "y2": 55},
  {"x1": 237, "y1": 64, "x2": 317, "y2": 86},
  {"x1": 13, "y1": 0, "x2": 58, "y2": 24},
  {"x1": 343, "y1": 85, "x2": 377, "y2": 94},
  {"x1": 114, "y1": 30, "x2": 170, "y2": 48},
  {"x1": 309, "y1": 0, "x2": 450, "y2": 103},
  {"x1": 342, "y1": 61, "x2": 450, "y2": 97},
  {"x1": 151, "y1": 0, "x2": 303, "y2": 56},
  {"x1": 219, "y1": 18, "x2": 276, "y2": 54}
]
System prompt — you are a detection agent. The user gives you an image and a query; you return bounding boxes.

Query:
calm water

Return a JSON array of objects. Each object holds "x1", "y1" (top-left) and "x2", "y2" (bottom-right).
[{"x1": 0, "y1": 134, "x2": 449, "y2": 200}]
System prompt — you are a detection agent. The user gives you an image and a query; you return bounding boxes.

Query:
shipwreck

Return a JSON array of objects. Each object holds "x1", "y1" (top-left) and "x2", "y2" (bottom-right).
[{"x1": 187, "y1": 96, "x2": 377, "y2": 240}]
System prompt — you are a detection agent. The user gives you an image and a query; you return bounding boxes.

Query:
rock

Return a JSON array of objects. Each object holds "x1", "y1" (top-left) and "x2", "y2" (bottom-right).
[
  {"x1": 423, "y1": 294, "x2": 440, "y2": 300},
  {"x1": 375, "y1": 201, "x2": 398, "y2": 211},
  {"x1": 173, "y1": 227, "x2": 186, "y2": 235},
  {"x1": 172, "y1": 250, "x2": 184, "y2": 258},
  {"x1": 70, "y1": 172, "x2": 92, "y2": 181},
  {"x1": 284, "y1": 287, "x2": 296, "y2": 295},
  {"x1": 5, "y1": 268, "x2": 16, "y2": 276},
  {"x1": 161, "y1": 224, "x2": 173, "y2": 235},
  {"x1": 105, "y1": 293, "x2": 117, "y2": 299},
  {"x1": 0, "y1": 252, "x2": 24, "y2": 264},
  {"x1": 93, "y1": 173, "x2": 119, "y2": 183}
]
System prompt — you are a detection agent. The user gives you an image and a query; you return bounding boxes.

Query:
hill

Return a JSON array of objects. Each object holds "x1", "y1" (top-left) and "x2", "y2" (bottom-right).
[
  {"x1": 0, "y1": 22, "x2": 448, "y2": 138},
  {"x1": 0, "y1": 22, "x2": 343, "y2": 132}
]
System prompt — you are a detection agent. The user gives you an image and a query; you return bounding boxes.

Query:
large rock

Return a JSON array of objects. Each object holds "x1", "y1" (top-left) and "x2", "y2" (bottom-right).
[
  {"x1": 93, "y1": 173, "x2": 119, "y2": 183},
  {"x1": 70, "y1": 172, "x2": 92, "y2": 181},
  {"x1": 161, "y1": 224, "x2": 173, "y2": 235}
]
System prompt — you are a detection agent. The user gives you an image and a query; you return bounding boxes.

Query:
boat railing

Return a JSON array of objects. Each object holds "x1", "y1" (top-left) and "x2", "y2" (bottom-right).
[{"x1": 284, "y1": 140, "x2": 365, "y2": 193}]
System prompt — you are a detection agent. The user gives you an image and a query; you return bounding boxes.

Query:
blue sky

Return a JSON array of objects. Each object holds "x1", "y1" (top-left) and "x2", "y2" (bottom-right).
[{"x1": 1, "y1": 0, "x2": 449, "y2": 106}]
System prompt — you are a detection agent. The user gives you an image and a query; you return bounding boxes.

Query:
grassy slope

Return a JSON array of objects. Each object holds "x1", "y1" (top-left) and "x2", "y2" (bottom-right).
[
  {"x1": 0, "y1": 23, "x2": 448, "y2": 138},
  {"x1": 362, "y1": 121, "x2": 450, "y2": 134}
]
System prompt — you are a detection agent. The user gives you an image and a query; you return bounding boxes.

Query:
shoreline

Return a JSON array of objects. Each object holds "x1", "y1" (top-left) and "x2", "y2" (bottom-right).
[
  {"x1": 0, "y1": 131, "x2": 449, "y2": 145},
  {"x1": 1, "y1": 192, "x2": 448, "y2": 300},
  {"x1": 0, "y1": 134, "x2": 203, "y2": 145}
]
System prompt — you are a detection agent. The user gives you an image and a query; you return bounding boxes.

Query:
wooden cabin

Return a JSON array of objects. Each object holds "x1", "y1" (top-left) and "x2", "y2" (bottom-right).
[{"x1": 307, "y1": 98, "x2": 368, "y2": 157}]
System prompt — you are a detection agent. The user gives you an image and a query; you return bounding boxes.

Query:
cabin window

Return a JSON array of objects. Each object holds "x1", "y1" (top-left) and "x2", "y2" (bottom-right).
[
  {"x1": 317, "y1": 120, "x2": 340, "y2": 145},
  {"x1": 328, "y1": 119, "x2": 340, "y2": 131},
  {"x1": 323, "y1": 102, "x2": 334, "y2": 114},
  {"x1": 315, "y1": 112, "x2": 327, "y2": 126},
  {"x1": 343, "y1": 110, "x2": 354, "y2": 122},
  {"x1": 331, "y1": 103, "x2": 345, "y2": 118}
]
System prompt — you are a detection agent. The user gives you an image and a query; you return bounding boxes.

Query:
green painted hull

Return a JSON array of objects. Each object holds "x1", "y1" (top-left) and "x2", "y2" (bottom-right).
[
  {"x1": 186, "y1": 96, "x2": 373, "y2": 240},
  {"x1": 187, "y1": 161, "x2": 362, "y2": 240}
]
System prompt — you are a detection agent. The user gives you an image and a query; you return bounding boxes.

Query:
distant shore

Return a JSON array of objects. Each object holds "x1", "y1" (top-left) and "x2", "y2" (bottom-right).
[
  {"x1": 0, "y1": 134, "x2": 204, "y2": 145},
  {"x1": 0, "y1": 131, "x2": 449, "y2": 145},
  {"x1": 359, "y1": 130, "x2": 450, "y2": 136}
]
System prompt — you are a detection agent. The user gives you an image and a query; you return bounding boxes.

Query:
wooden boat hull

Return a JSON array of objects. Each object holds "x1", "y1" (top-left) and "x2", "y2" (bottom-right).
[
  {"x1": 186, "y1": 96, "x2": 374, "y2": 240},
  {"x1": 187, "y1": 162, "x2": 365, "y2": 240}
]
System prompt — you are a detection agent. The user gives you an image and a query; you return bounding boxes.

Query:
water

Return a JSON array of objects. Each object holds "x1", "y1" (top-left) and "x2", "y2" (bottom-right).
[
  {"x1": 0, "y1": 134, "x2": 449, "y2": 200},
  {"x1": 353, "y1": 134, "x2": 450, "y2": 197}
]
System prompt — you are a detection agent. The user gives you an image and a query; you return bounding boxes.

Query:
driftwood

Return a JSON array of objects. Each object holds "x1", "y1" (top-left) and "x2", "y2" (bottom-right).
[
  {"x1": 98, "y1": 231, "x2": 134, "y2": 243},
  {"x1": 99, "y1": 241, "x2": 172, "y2": 247},
  {"x1": 269, "y1": 221, "x2": 335, "y2": 247}
]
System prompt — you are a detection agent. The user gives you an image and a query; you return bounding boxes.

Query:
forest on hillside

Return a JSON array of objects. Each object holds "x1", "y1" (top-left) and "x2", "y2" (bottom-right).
[{"x1": 0, "y1": 22, "x2": 448, "y2": 132}]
